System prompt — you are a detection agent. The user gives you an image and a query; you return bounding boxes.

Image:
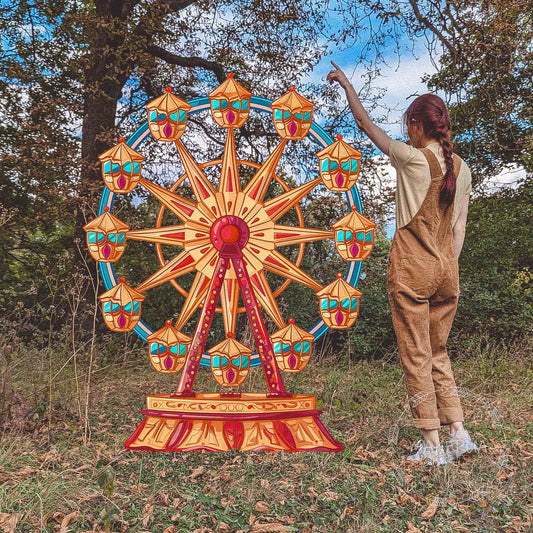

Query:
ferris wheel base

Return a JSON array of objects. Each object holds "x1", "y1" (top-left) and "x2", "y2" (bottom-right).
[{"x1": 124, "y1": 393, "x2": 344, "y2": 452}]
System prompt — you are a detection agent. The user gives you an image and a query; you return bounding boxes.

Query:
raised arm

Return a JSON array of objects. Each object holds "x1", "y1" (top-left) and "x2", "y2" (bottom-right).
[{"x1": 327, "y1": 61, "x2": 392, "y2": 156}]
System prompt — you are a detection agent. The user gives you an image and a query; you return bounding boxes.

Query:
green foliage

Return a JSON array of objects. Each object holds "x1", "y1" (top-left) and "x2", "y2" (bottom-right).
[
  {"x1": 0, "y1": 0, "x2": 531, "y2": 360},
  {"x1": 455, "y1": 177, "x2": 533, "y2": 339},
  {"x1": 348, "y1": 234, "x2": 395, "y2": 357},
  {"x1": 420, "y1": 0, "x2": 533, "y2": 181}
]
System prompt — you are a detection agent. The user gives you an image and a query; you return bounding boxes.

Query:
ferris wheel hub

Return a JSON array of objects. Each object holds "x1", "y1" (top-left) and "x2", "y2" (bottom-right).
[
  {"x1": 210, "y1": 215, "x2": 249, "y2": 251},
  {"x1": 221, "y1": 225, "x2": 240, "y2": 243}
]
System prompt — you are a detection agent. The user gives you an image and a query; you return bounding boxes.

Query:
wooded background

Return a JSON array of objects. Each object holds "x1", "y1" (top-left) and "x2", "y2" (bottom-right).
[{"x1": 0, "y1": 0, "x2": 531, "y2": 432}]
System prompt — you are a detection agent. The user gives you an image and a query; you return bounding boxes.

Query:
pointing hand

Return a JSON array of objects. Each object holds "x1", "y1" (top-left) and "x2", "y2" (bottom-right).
[{"x1": 327, "y1": 61, "x2": 349, "y2": 88}]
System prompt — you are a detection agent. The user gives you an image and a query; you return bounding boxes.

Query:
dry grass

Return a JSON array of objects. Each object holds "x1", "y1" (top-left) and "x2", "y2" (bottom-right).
[{"x1": 0, "y1": 335, "x2": 532, "y2": 532}]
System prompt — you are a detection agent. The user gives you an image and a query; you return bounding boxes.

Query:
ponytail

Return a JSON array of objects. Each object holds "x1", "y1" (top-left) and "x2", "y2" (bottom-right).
[{"x1": 404, "y1": 94, "x2": 456, "y2": 208}]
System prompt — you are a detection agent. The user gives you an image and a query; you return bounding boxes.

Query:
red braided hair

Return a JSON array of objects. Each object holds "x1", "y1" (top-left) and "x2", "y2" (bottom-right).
[{"x1": 403, "y1": 94, "x2": 456, "y2": 208}]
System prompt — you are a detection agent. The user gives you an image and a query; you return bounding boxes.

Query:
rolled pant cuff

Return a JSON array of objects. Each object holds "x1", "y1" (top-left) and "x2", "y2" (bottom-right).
[
  {"x1": 412, "y1": 418, "x2": 441, "y2": 431},
  {"x1": 438, "y1": 407, "x2": 464, "y2": 425}
]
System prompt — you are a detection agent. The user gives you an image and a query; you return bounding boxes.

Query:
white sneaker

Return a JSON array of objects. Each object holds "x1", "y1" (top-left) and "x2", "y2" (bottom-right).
[
  {"x1": 406, "y1": 440, "x2": 452, "y2": 466},
  {"x1": 446, "y1": 430, "x2": 479, "y2": 460}
]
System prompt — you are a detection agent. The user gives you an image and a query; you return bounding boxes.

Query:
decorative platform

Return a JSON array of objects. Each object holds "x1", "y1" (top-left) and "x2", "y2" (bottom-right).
[{"x1": 125, "y1": 393, "x2": 344, "y2": 452}]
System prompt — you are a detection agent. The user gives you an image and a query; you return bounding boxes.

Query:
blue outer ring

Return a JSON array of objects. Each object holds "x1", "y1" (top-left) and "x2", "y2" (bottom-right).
[{"x1": 98, "y1": 96, "x2": 363, "y2": 367}]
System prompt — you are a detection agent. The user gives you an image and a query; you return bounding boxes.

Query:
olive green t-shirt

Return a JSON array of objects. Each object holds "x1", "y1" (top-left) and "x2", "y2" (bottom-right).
[{"x1": 389, "y1": 140, "x2": 472, "y2": 229}]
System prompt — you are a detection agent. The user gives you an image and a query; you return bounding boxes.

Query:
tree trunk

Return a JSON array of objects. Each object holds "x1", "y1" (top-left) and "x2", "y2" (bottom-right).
[{"x1": 74, "y1": 1, "x2": 130, "y2": 288}]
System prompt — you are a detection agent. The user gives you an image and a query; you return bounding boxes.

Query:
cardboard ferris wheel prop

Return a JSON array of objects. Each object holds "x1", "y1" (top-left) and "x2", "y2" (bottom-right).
[{"x1": 84, "y1": 74, "x2": 375, "y2": 453}]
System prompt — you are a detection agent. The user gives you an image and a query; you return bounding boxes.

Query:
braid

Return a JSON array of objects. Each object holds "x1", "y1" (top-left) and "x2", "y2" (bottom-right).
[{"x1": 435, "y1": 126, "x2": 456, "y2": 208}]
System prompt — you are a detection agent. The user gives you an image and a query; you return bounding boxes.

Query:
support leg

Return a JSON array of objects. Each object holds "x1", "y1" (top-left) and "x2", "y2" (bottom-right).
[
  {"x1": 174, "y1": 255, "x2": 229, "y2": 396},
  {"x1": 232, "y1": 256, "x2": 290, "y2": 396}
]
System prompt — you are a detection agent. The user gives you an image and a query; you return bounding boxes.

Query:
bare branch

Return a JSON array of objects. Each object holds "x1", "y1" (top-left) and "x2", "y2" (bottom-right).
[
  {"x1": 147, "y1": 44, "x2": 226, "y2": 82},
  {"x1": 408, "y1": 0, "x2": 455, "y2": 55},
  {"x1": 161, "y1": 0, "x2": 197, "y2": 11}
]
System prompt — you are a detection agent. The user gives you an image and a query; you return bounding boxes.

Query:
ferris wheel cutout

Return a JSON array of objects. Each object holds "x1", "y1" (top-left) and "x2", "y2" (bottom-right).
[{"x1": 84, "y1": 74, "x2": 375, "y2": 452}]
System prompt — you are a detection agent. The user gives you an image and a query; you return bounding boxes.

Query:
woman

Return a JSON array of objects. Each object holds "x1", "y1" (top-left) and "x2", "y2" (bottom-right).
[{"x1": 327, "y1": 62, "x2": 478, "y2": 465}]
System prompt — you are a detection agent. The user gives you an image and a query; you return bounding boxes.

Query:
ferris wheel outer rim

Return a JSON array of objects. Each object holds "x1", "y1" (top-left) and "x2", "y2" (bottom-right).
[{"x1": 97, "y1": 95, "x2": 363, "y2": 367}]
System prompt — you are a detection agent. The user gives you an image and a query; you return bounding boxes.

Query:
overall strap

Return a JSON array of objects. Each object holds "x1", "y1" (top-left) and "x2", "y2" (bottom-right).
[
  {"x1": 420, "y1": 147, "x2": 463, "y2": 180},
  {"x1": 420, "y1": 147, "x2": 444, "y2": 180}
]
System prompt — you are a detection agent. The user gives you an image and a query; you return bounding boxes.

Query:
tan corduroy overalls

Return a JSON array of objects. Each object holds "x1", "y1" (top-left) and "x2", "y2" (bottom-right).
[{"x1": 387, "y1": 148, "x2": 464, "y2": 431}]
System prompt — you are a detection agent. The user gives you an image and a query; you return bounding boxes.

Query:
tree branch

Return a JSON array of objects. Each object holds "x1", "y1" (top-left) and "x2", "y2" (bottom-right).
[
  {"x1": 147, "y1": 44, "x2": 226, "y2": 82},
  {"x1": 408, "y1": 0, "x2": 455, "y2": 55},
  {"x1": 161, "y1": 0, "x2": 197, "y2": 11}
]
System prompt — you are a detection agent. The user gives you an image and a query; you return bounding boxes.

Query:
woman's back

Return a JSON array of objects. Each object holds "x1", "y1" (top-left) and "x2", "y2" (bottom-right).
[{"x1": 389, "y1": 139, "x2": 472, "y2": 230}]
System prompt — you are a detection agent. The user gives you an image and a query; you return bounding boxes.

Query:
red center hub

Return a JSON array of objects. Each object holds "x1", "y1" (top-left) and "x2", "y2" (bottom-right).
[
  {"x1": 220, "y1": 224, "x2": 240, "y2": 243},
  {"x1": 211, "y1": 216, "x2": 249, "y2": 254}
]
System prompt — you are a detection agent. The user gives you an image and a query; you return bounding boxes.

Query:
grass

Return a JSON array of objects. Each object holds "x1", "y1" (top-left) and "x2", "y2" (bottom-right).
[{"x1": 1, "y1": 335, "x2": 532, "y2": 532}]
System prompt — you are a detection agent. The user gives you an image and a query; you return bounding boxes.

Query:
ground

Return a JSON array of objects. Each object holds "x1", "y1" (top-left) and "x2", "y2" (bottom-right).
[{"x1": 1, "y1": 337, "x2": 532, "y2": 533}]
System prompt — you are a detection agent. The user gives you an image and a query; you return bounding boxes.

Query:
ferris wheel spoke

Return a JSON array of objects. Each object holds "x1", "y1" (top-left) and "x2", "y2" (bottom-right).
[
  {"x1": 273, "y1": 224, "x2": 334, "y2": 247},
  {"x1": 263, "y1": 177, "x2": 322, "y2": 222},
  {"x1": 219, "y1": 128, "x2": 241, "y2": 202},
  {"x1": 220, "y1": 276, "x2": 240, "y2": 335},
  {"x1": 136, "y1": 249, "x2": 197, "y2": 292},
  {"x1": 127, "y1": 225, "x2": 189, "y2": 246},
  {"x1": 139, "y1": 178, "x2": 198, "y2": 224},
  {"x1": 175, "y1": 271, "x2": 211, "y2": 329},
  {"x1": 243, "y1": 138, "x2": 288, "y2": 202},
  {"x1": 264, "y1": 250, "x2": 323, "y2": 291},
  {"x1": 249, "y1": 271, "x2": 286, "y2": 329},
  {"x1": 175, "y1": 139, "x2": 217, "y2": 201}
]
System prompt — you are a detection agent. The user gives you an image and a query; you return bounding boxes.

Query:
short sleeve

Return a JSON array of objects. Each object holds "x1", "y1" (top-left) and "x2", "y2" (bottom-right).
[
  {"x1": 464, "y1": 165, "x2": 472, "y2": 195},
  {"x1": 389, "y1": 139, "x2": 419, "y2": 170}
]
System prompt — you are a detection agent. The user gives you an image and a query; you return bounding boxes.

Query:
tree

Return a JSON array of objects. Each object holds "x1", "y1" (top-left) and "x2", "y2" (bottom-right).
[
  {"x1": 408, "y1": 0, "x2": 533, "y2": 183},
  {"x1": 333, "y1": 0, "x2": 532, "y2": 183},
  {"x1": 0, "y1": 0, "x2": 332, "y2": 322}
]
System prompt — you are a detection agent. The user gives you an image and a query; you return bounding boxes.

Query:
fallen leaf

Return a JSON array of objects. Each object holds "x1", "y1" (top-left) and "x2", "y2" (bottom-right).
[
  {"x1": 40, "y1": 446, "x2": 58, "y2": 465},
  {"x1": 397, "y1": 487, "x2": 418, "y2": 506},
  {"x1": 278, "y1": 515, "x2": 296, "y2": 524},
  {"x1": 319, "y1": 490, "x2": 339, "y2": 501},
  {"x1": 218, "y1": 522, "x2": 231, "y2": 532},
  {"x1": 220, "y1": 496, "x2": 234, "y2": 508},
  {"x1": 142, "y1": 503, "x2": 153, "y2": 527},
  {"x1": 0, "y1": 466, "x2": 37, "y2": 484},
  {"x1": 0, "y1": 513, "x2": 20, "y2": 533},
  {"x1": 163, "y1": 526, "x2": 176, "y2": 533},
  {"x1": 249, "y1": 523, "x2": 290, "y2": 533},
  {"x1": 421, "y1": 497, "x2": 439, "y2": 519},
  {"x1": 496, "y1": 469, "x2": 508, "y2": 481},
  {"x1": 406, "y1": 521, "x2": 422, "y2": 533},
  {"x1": 255, "y1": 501, "x2": 270, "y2": 513},
  {"x1": 190, "y1": 465, "x2": 205, "y2": 480},
  {"x1": 449, "y1": 522, "x2": 469, "y2": 533},
  {"x1": 59, "y1": 511, "x2": 79, "y2": 533}
]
